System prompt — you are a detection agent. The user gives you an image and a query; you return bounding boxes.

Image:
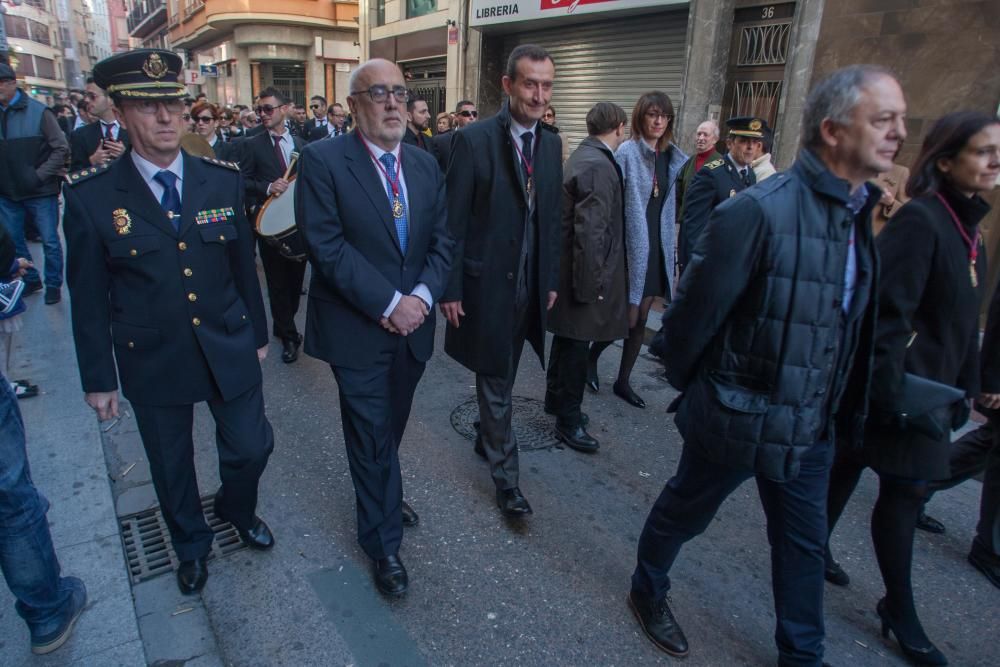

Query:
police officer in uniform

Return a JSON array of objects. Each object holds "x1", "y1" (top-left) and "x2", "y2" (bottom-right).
[
  {"x1": 63, "y1": 50, "x2": 276, "y2": 595},
  {"x1": 677, "y1": 116, "x2": 767, "y2": 274}
]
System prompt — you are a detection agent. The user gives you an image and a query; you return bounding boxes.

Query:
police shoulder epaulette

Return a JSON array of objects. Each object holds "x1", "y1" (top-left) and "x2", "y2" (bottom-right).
[
  {"x1": 65, "y1": 162, "x2": 111, "y2": 185},
  {"x1": 201, "y1": 155, "x2": 240, "y2": 171},
  {"x1": 704, "y1": 159, "x2": 724, "y2": 170}
]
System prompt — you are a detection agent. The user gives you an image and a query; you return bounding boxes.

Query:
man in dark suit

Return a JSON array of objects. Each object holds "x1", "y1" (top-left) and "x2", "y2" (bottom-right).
[
  {"x1": 69, "y1": 77, "x2": 129, "y2": 172},
  {"x1": 441, "y1": 44, "x2": 561, "y2": 518},
  {"x1": 430, "y1": 99, "x2": 477, "y2": 172},
  {"x1": 63, "y1": 49, "x2": 275, "y2": 596},
  {"x1": 304, "y1": 95, "x2": 328, "y2": 141},
  {"x1": 240, "y1": 88, "x2": 307, "y2": 363},
  {"x1": 676, "y1": 116, "x2": 766, "y2": 274},
  {"x1": 402, "y1": 95, "x2": 432, "y2": 151},
  {"x1": 295, "y1": 58, "x2": 453, "y2": 596}
]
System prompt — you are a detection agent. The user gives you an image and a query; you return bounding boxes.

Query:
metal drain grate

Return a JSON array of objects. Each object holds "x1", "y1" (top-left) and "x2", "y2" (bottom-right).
[
  {"x1": 119, "y1": 494, "x2": 247, "y2": 584},
  {"x1": 450, "y1": 395, "x2": 561, "y2": 451}
]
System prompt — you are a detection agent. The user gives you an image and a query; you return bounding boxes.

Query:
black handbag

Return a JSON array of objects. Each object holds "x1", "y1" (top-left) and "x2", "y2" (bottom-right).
[{"x1": 891, "y1": 372, "x2": 966, "y2": 441}]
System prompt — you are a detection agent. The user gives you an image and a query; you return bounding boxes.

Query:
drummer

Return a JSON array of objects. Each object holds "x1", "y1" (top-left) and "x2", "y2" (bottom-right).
[{"x1": 239, "y1": 88, "x2": 308, "y2": 363}]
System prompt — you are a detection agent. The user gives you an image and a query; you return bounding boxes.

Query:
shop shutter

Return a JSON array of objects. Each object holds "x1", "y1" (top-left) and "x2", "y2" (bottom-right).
[{"x1": 502, "y1": 8, "x2": 688, "y2": 154}]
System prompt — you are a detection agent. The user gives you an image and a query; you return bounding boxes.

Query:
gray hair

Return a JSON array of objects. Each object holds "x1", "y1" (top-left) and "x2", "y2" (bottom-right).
[{"x1": 801, "y1": 64, "x2": 894, "y2": 149}]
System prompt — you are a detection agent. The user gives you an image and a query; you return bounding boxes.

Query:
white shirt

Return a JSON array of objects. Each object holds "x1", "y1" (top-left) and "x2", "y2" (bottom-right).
[
  {"x1": 131, "y1": 150, "x2": 184, "y2": 205},
  {"x1": 358, "y1": 134, "x2": 433, "y2": 318},
  {"x1": 268, "y1": 129, "x2": 294, "y2": 170}
]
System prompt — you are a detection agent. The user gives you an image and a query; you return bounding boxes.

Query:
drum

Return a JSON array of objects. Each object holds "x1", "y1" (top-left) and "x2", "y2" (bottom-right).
[{"x1": 255, "y1": 177, "x2": 307, "y2": 261}]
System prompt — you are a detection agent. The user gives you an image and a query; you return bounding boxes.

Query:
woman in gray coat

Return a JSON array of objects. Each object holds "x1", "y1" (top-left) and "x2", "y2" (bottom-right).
[{"x1": 587, "y1": 91, "x2": 687, "y2": 408}]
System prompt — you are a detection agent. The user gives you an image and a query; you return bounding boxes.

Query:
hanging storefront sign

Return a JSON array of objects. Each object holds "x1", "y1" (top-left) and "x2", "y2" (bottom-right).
[{"x1": 470, "y1": 0, "x2": 684, "y2": 27}]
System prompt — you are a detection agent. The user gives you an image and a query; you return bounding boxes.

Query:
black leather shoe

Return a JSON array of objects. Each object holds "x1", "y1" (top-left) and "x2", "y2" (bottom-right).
[
  {"x1": 401, "y1": 500, "x2": 419, "y2": 527},
  {"x1": 22, "y1": 281, "x2": 42, "y2": 297},
  {"x1": 824, "y1": 559, "x2": 850, "y2": 587},
  {"x1": 968, "y1": 540, "x2": 1000, "y2": 589},
  {"x1": 554, "y1": 424, "x2": 599, "y2": 453},
  {"x1": 177, "y1": 557, "x2": 208, "y2": 594},
  {"x1": 214, "y1": 496, "x2": 275, "y2": 550},
  {"x1": 44, "y1": 286, "x2": 61, "y2": 305},
  {"x1": 613, "y1": 382, "x2": 646, "y2": 409},
  {"x1": 876, "y1": 598, "x2": 947, "y2": 665},
  {"x1": 916, "y1": 511, "x2": 945, "y2": 534},
  {"x1": 280, "y1": 337, "x2": 301, "y2": 364},
  {"x1": 627, "y1": 590, "x2": 689, "y2": 657},
  {"x1": 496, "y1": 487, "x2": 532, "y2": 517},
  {"x1": 374, "y1": 554, "x2": 408, "y2": 597}
]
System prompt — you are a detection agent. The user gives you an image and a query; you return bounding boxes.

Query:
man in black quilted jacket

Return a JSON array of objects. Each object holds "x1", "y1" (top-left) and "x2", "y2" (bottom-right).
[{"x1": 627, "y1": 65, "x2": 903, "y2": 666}]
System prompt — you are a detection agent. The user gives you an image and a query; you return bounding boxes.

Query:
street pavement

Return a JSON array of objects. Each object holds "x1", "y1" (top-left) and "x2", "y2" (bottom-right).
[{"x1": 1, "y1": 264, "x2": 997, "y2": 666}]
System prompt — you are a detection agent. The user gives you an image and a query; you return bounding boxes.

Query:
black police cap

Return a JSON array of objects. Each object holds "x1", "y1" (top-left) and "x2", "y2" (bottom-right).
[
  {"x1": 726, "y1": 115, "x2": 769, "y2": 139},
  {"x1": 92, "y1": 49, "x2": 186, "y2": 100}
]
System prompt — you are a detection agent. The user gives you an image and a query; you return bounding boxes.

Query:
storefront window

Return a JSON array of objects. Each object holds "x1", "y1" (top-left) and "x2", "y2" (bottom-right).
[{"x1": 407, "y1": 0, "x2": 436, "y2": 19}]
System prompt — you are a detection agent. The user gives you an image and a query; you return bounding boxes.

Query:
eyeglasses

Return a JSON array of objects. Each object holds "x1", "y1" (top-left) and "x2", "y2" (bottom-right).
[
  {"x1": 645, "y1": 111, "x2": 673, "y2": 122},
  {"x1": 350, "y1": 85, "x2": 409, "y2": 104},
  {"x1": 194, "y1": 115, "x2": 216, "y2": 124},
  {"x1": 125, "y1": 99, "x2": 188, "y2": 116},
  {"x1": 182, "y1": 114, "x2": 191, "y2": 121},
  {"x1": 458, "y1": 110, "x2": 478, "y2": 118},
  {"x1": 309, "y1": 104, "x2": 321, "y2": 109},
  {"x1": 255, "y1": 103, "x2": 285, "y2": 116}
]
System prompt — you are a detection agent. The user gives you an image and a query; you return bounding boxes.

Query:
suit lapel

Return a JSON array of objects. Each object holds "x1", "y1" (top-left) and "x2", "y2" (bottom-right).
[
  {"x1": 116, "y1": 153, "x2": 177, "y2": 238},
  {"x1": 400, "y1": 144, "x2": 428, "y2": 259},
  {"x1": 345, "y1": 133, "x2": 402, "y2": 255},
  {"x1": 177, "y1": 152, "x2": 209, "y2": 238}
]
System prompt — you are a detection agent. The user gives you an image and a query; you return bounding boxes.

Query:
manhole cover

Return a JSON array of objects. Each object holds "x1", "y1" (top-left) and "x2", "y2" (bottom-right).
[
  {"x1": 119, "y1": 494, "x2": 247, "y2": 584},
  {"x1": 450, "y1": 395, "x2": 561, "y2": 451}
]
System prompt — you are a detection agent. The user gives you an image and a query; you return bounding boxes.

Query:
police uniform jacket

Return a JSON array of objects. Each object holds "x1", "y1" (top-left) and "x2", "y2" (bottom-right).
[
  {"x1": 677, "y1": 155, "x2": 750, "y2": 273},
  {"x1": 63, "y1": 150, "x2": 268, "y2": 406}
]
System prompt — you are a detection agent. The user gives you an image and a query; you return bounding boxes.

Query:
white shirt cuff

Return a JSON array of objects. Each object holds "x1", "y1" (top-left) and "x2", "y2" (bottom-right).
[
  {"x1": 411, "y1": 283, "x2": 433, "y2": 310},
  {"x1": 382, "y1": 291, "x2": 402, "y2": 319}
]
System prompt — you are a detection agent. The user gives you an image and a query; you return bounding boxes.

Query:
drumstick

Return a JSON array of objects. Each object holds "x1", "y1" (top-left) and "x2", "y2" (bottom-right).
[{"x1": 271, "y1": 152, "x2": 299, "y2": 198}]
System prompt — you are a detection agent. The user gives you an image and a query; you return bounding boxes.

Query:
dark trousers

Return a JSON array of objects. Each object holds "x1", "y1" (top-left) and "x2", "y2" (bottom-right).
[
  {"x1": 475, "y1": 297, "x2": 535, "y2": 490},
  {"x1": 930, "y1": 419, "x2": 1000, "y2": 555},
  {"x1": 257, "y1": 237, "x2": 306, "y2": 343},
  {"x1": 131, "y1": 382, "x2": 274, "y2": 562},
  {"x1": 331, "y1": 337, "x2": 425, "y2": 561},
  {"x1": 545, "y1": 335, "x2": 588, "y2": 428},
  {"x1": 632, "y1": 440, "x2": 834, "y2": 667}
]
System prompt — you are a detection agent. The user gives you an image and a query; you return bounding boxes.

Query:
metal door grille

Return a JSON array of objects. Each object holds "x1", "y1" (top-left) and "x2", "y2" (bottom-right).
[
  {"x1": 119, "y1": 494, "x2": 247, "y2": 584},
  {"x1": 737, "y1": 22, "x2": 791, "y2": 66}
]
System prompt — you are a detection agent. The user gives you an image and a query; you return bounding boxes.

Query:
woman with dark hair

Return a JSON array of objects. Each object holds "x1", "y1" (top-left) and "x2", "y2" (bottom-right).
[
  {"x1": 586, "y1": 91, "x2": 687, "y2": 408},
  {"x1": 190, "y1": 101, "x2": 237, "y2": 161},
  {"x1": 824, "y1": 111, "x2": 1000, "y2": 665}
]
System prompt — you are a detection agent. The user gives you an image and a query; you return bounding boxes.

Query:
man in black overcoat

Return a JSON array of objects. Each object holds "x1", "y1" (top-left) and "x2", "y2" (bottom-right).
[
  {"x1": 240, "y1": 88, "x2": 307, "y2": 363},
  {"x1": 295, "y1": 59, "x2": 453, "y2": 596},
  {"x1": 69, "y1": 77, "x2": 129, "y2": 171},
  {"x1": 63, "y1": 50, "x2": 275, "y2": 596},
  {"x1": 440, "y1": 44, "x2": 561, "y2": 518}
]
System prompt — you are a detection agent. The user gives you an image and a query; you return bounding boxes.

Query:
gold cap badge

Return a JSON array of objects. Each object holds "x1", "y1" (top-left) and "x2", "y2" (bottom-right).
[
  {"x1": 142, "y1": 53, "x2": 168, "y2": 79},
  {"x1": 749, "y1": 119, "x2": 762, "y2": 132}
]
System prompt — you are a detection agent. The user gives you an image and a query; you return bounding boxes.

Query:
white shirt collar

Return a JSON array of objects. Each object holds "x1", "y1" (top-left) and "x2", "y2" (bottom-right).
[
  {"x1": 360, "y1": 134, "x2": 401, "y2": 161},
  {"x1": 510, "y1": 117, "x2": 538, "y2": 140},
  {"x1": 131, "y1": 149, "x2": 184, "y2": 186},
  {"x1": 100, "y1": 119, "x2": 119, "y2": 129}
]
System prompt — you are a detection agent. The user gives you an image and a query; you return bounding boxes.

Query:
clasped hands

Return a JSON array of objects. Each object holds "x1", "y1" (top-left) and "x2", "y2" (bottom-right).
[{"x1": 380, "y1": 295, "x2": 428, "y2": 336}]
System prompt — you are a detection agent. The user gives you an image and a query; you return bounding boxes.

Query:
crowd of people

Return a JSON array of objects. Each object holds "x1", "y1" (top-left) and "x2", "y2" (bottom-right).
[{"x1": 0, "y1": 46, "x2": 998, "y2": 667}]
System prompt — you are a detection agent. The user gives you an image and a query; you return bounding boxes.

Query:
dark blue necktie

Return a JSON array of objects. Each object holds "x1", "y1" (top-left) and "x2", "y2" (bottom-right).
[
  {"x1": 520, "y1": 131, "x2": 533, "y2": 166},
  {"x1": 153, "y1": 170, "x2": 181, "y2": 230},
  {"x1": 378, "y1": 153, "x2": 408, "y2": 253}
]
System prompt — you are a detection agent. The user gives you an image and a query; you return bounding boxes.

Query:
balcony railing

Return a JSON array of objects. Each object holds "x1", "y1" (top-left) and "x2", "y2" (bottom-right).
[{"x1": 127, "y1": 0, "x2": 167, "y2": 38}]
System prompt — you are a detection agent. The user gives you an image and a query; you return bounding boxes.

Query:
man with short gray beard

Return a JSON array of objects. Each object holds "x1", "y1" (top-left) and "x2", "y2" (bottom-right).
[
  {"x1": 628, "y1": 65, "x2": 904, "y2": 666},
  {"x1": 295, "y1": 58, "x2": 453, "y2": 598}
]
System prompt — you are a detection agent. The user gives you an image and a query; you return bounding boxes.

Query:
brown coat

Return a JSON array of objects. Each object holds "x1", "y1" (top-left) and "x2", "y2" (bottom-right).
[
  {"x1": 870, "y1": 162, "x2": 910, "y2": 235},
  {"x1": 547, "y1": 137, "x2": 628, "y2": 342}
]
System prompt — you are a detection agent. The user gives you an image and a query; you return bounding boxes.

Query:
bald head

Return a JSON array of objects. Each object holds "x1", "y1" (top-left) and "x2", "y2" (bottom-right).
[
  {"x1": 347, "y1": 58, "x2": 408, "y2": 151},
  {"x1": 695, "y1": 120, "x2": 719, "y2": 154}
]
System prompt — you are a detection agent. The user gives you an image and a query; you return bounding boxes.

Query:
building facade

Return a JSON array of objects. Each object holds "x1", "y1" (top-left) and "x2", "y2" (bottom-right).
[
  {"x1": 127, "y1": 0, "x2": 170, "y2": 49},
  {"x1": 2, "y1": 0, "x2": 65, "y2": 102},
  {"x1": 166, "y1": 0, "x2": 360, "y2": 108},
  {"x1": 108, "y1": 0, "x2": 130, "y2": 52}
]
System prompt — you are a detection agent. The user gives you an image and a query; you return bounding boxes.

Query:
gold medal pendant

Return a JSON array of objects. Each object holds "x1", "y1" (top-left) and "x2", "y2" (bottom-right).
[
  {"x1": 970, "y1": 261, "x2": 978, "y2": 288},
  {"x1": 526, "y1": 176, "x2": 534, "y2": 197},
  {"x1": 391, "y1": 197, "x2": 404, "y2": 219}
]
